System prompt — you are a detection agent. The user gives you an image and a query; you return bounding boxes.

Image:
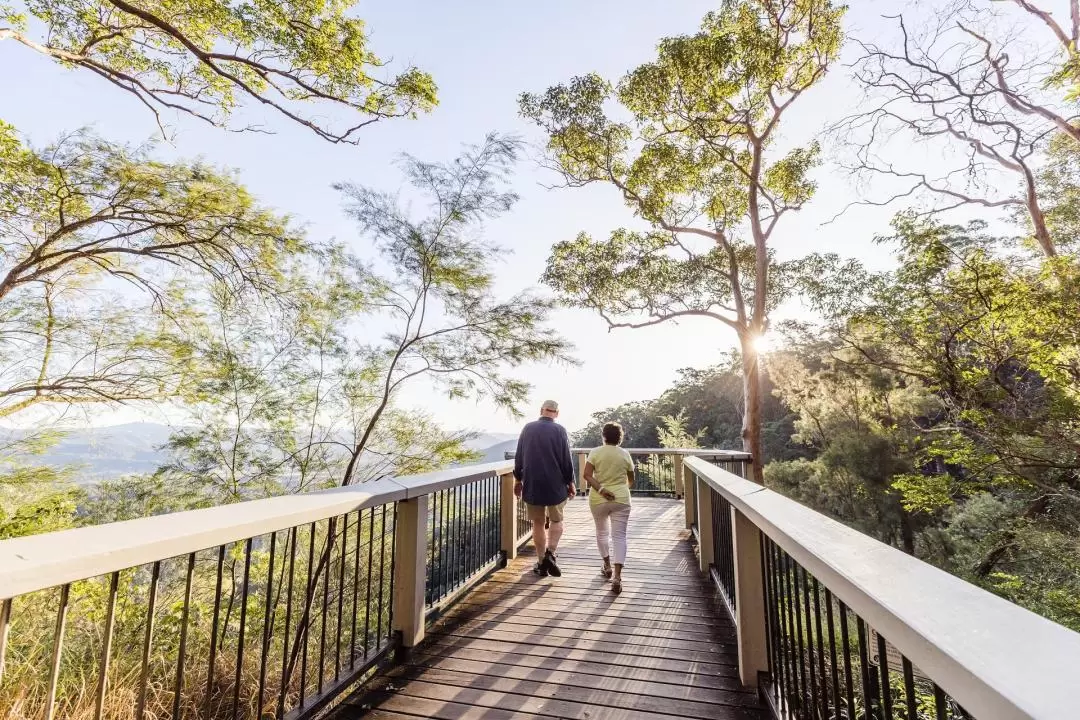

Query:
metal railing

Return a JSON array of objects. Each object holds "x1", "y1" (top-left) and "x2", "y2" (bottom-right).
[
  {"x1": 424, "y1": 472, "x2": 502, "y2": 609},
  {"x1": 683, "y1": 456, "x2": 1080, "y2": 720},
  {"x1": 0, "y1": 461, "x2": 529, "y2": 720},
  {"x1": 570, "y1": 447, "x2": 750, "y2": 499}
]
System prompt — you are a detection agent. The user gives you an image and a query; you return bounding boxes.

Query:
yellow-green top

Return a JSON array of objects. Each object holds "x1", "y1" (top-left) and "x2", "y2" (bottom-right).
[{"x1": 587, "y1": 444, "x2": 634, "y2": 507}]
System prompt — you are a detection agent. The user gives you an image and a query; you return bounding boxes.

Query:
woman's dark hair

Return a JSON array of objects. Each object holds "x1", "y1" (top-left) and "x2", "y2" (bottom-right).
[{"x1": 601, "y1": 422, "x2": 623, "y2": 446}]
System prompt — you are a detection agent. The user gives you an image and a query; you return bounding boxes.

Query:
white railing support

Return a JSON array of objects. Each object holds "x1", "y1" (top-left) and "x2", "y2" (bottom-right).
[
  {"x1": 499, "y1": 471, "x2": 518, "y2": 562},
  {"x1": 391, "y1": 494, "x2": 428, "y2": 650},
  {"x1": 695, "y1": 474, "x2": 714, "y2": 574},
  {"x1": 684, "y1": 464, "x2": 697, "y2": 530},
  {"x1": 732, "y1": 507, "x2": 769, "y2": 687},
  {"x1": 673, "y1": 454, "x2": 685, "y2": 499},
  {"x1": 576, "y1": 451, "x2": 588, "y2": 494}
]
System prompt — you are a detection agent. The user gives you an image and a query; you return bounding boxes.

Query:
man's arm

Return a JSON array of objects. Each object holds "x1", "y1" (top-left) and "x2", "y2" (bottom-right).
[{"x1": 558, "y1": 429, "x2": 575, "y2": 491}]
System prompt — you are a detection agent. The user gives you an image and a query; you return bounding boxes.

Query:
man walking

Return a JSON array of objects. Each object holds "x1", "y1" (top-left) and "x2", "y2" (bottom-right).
[{"x1": 513, "y1": 399, "x2": 576, "y2": 577}]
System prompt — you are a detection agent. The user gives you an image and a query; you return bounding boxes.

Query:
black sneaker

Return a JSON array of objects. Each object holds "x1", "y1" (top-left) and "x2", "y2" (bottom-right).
[
  {"x1": 543, "y1": 549, "x2": 562, "y2": 577},
  {"x1": 533, "y1": 560, "x2": 548, "y2": 577}
]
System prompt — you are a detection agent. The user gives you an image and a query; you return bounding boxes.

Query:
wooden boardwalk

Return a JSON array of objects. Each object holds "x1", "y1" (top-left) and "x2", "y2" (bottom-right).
[{"x1": 337, "y1": 497, "x2": 767, "y2": 720}]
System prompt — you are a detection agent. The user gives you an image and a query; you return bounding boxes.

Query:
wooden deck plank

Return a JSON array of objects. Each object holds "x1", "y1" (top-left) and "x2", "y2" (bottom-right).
[{"x1": 335, "y1": 497, "x2": 766, "y2": 720}]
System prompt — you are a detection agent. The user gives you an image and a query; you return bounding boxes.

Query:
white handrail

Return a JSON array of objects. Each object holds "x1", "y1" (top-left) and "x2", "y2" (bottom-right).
[
  {"x1": 685, "y1": 456, "x2": 1080, "y2": 720},
  {"x1": 569, "y1": 447, "x2": 751, "y2": 456},
  {"x1": 0, "y1": 460, "x2": 514, "y2": 601}
]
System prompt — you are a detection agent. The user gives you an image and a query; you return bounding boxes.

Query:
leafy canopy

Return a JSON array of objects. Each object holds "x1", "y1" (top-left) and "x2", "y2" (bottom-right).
[
  {"x1": 0, "y1": 0, "x2": 437, "y2": 140},
  {"x1": 0, "y1": 124, "x2": 306, "y2": 418}
]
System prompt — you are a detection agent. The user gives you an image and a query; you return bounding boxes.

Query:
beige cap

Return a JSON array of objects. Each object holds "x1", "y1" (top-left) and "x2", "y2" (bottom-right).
[{"x1": 540, "y1": 399, "x2": 559, "y2": 412}]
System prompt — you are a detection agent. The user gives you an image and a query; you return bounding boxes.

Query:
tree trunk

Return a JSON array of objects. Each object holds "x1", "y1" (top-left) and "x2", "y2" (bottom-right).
[{"x1": 739, "y1": 333, "x2": 765, "y2": 484}]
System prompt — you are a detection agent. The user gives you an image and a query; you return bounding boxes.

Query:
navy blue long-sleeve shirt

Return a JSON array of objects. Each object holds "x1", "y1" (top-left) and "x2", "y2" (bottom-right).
[{"x1": 513, "y1": 417, "x2": 575, "y2": 506}]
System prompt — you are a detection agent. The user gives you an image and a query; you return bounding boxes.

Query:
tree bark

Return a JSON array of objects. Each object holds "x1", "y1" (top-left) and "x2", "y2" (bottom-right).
[{"x1": 739, "y1": 333, "x2": 765, "y2": 484}]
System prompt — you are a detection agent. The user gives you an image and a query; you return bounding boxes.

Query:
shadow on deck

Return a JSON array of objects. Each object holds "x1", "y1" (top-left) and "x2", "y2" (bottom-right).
[{"x1": 333, "y1": 497, "x2": 766, "y2": 719}]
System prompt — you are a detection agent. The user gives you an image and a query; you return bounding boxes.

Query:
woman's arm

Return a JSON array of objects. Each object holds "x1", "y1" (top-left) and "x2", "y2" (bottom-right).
[{"x1": 585, "y1": 462, "x2": 615, "y2": 500}]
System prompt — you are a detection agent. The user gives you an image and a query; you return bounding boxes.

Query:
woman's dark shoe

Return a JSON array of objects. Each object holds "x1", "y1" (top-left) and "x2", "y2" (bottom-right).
[
  {"x1": 543, "y1": 549, "x2": 562, "y2": 577},
  {"x1": 600, "y1": 565, "x2": 613, "y2": 580},
  {"x1": 611, "y1": 577, "x2": 622, "y2": 594},
  {"x1": 533, "y1": 559, "x2": 548, "y2": 577}
]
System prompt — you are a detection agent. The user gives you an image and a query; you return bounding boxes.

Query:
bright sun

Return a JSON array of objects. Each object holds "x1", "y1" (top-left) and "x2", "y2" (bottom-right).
[{"x1": 751, "y1": 333, "x2": 779, "y2": 355}]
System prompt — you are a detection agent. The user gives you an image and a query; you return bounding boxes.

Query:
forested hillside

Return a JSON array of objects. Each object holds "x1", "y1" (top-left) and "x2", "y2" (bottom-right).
[{"x1": 574, "y1": 219, "x2": 1080, "y2": 632}]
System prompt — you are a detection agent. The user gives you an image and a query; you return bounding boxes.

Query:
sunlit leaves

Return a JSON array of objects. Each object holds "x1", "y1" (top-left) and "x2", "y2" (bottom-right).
[{"x1": 1, "y1": 0, "x2": 437, "y2": 140}]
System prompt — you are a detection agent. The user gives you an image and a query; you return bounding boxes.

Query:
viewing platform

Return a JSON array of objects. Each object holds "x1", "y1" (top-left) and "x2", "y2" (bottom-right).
[{"x1": 1, "y1": 450, "x2": 1077, "y2": 720}]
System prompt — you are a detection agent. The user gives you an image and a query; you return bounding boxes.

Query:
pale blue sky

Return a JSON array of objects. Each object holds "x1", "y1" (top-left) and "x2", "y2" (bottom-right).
[{"x1": 0, "y1": 1, "x2": 1011, "y2": 435}]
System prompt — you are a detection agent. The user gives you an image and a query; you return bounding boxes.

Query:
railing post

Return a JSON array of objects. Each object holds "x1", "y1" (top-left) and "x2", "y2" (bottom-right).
[
  {"x1": 732, "y1": 507, "x2": 769, "y2": 687},
  {"x1": 673, "y1": 454, "x2": 684, "y2": 499},
  {"x1": 499, "y1": 472, "x2": 518, "y2": 562},
  {"x1": 684, "y1": 464, "x2": 697, "y2": 530},
  {"x1": 695, "y1": 475, "x2": 714, "y2": 574},
  {"x1": 576, "y1": 451, "x2": 588, "y2": 495},
  {"x1": 391, "y1": 495, "x2": 428, "y2": 653}
]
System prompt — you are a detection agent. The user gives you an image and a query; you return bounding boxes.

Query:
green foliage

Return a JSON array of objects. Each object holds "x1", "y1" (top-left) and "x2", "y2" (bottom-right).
[
  {"x1": 656, "y1": 410, "x2": 704, "y2": 450},
  {"x1": 766, "y1": 345, "x2": 937, "y2": 553},
  {"x1": 791, "y1": 213, "x2": 1080, "y2": 630},
  {"x1": 1027, "y1": 133, "x2": 1080, "y2": 253},
  {"x1": 0, "y1": 126, "x2": 306, "y2": 419},
  {"x1": 0, "y1": 0, "x2": 437, "y2": 140}
]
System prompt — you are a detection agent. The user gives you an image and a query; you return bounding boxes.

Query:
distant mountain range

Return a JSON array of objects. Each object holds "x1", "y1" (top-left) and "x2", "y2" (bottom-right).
[{"x1": 2, "y1": 423, "x2": 519, "y2": 483}]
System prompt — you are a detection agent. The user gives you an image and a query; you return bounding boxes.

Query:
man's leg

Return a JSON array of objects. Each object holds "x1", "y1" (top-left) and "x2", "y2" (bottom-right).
[
  {"x1": 528, "y1": 502, "x2": 548, "y2": 574},
  {"x1": 541, "y1": 502, "x2": 567, "y2": 577},
  {"x1": 532, "y1": 517, "x2": 548, "y2": 559},
  {"x1": 547, "y1": 518, "x2": 564, "y2": 553}
]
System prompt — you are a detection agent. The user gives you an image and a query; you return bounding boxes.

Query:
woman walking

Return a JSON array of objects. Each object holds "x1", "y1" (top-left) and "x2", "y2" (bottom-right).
[{"x1": 583, "y1": 422, "x2": 634, "y2": 593}]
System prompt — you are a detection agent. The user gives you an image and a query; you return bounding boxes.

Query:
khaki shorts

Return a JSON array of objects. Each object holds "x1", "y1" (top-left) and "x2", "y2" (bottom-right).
[{"x1": 526, "y1": 500, "x2": 566, "y2": 523}]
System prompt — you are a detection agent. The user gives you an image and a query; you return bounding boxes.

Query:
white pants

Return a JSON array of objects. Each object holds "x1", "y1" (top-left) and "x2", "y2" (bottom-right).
[{"x1": 591, "y1": 502, "x2": 631, "y2": 565}]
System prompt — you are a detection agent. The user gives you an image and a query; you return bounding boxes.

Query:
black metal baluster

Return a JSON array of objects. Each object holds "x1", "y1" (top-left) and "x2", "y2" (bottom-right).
[
  {"x1": 453, "y1": 485, "x2": 462, "y2": 590},
  {"x1": 375, "y1": 504, "x2": 389, "y2": 648},
  {"x1": 933, "y1": 685, "x2": 948, "y2": 720},
  {"x1": 791, "y1": 563, "x2": 811, "y2": 718},
  {"x1": 351, "y1": 510, "x2": 362, "y2": 667},
  {"x1": 258, "y1": 531, "x2": 278, "y2": 717},
  {"x1": 856, "y1": 618, "x2": 874, "y2": 720},
  {"x1": 232, "y1": 538, "x2": 253, "y2": 720},
  {"x1": 813, "y1": 578, "x2": 829, "y2": 719},
  {"x1": 772, "y1": 542, "x2": 794, "y2": 716},
  {"x1": 799, "y1": 566, "x2": 820, "y2": 716},
  {"x1": 901, "y1": 657, "x2": 918, "y2": 720},
  {"x1": 137, "y1": 563, "x2": 161, "y2": 720},
  {"x1": 439, "y1": 489, "x2": 448, "y2": 599},
  {"x1": 878, "y1": 632, "x2": 894, "y2": 720},
  {"x1": 173, "y1": 552, "x2": 196, "y2": 719},
  {"x1": 94, "y1": 572, "x2": 119, "y2": 720},
  {"x1": 363, "y1": 508, "x2": 375, "y2": 657},
  {"x1": 318, "y1": 518, "x2": 333, "y2": 692},
  {"x1": 838, "y1": 601, "x2": 857, "y2": 720},
  {"x1": 278, "y1": 528, "x2": 298, "y2": 719},
  {"x1": 762, "y1": 538, "x2": 782, "y2": 710},
  {"x1": 207, "y1": 546, "x2": 226, "y2": 720},
  {"x1": 784, "y1": 555, "x2": 807, "y2": 716},
  {"x1": 46, "y1": 583, "x2": 71, "y2": 720},
  {"x1": 825, "y1": 589, "x2": 842, "y2": 720},
  {"x1": 334, "y1": 515, "x2": 347, "y2": 680},
  {"x1": 300, "y1": 523, "x2": 315, "y2": 704},
  {"x1": 472, "y1": 479, "x2": 479, "y2": 571}
]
